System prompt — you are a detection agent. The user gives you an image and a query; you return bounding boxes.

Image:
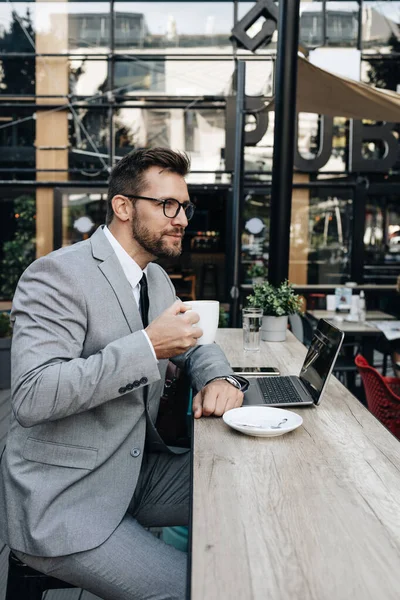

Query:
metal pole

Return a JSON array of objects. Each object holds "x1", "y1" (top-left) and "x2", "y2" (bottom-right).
[
  {"x1": 268, "y1": 0, "x2": 301, "y2": 286},
  {"x1": 108, "y1": 0, "x2": 115, "y2": 171},
  {"x1": 350, "y1": 181, "x2": 367, "y2": 282},
  {"x1": 357, "y1": 0, "x2": 363, "y2": 51},
  {"x1": 322, "y1": 0, "x2": 327, "y2": 45},
  {"x1": 229, "y1": 60, "x2": 246, "y2": 327}
]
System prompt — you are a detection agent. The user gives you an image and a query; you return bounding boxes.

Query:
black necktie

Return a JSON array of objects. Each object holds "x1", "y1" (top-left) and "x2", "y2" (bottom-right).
[{"x1": 139, "y1": 273, "x2": 150, "y2": 328}]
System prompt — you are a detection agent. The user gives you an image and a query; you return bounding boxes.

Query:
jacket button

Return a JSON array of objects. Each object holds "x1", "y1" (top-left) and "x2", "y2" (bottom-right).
[
  {"x1": 126, "y1": 383, "x2": 134, "y2": 390},
  {"x1": 130, "y1": 448, "x2": 141, "y2": 458},
  {"x1": 118, "y1": 387, "x2": 126, "y2": 394},
  {"x1": 140, "y1": 377, "x2": 148, "y2": 385},
  {"x1": 133, "y1": 380, "x2": 140, "y2": 388}
]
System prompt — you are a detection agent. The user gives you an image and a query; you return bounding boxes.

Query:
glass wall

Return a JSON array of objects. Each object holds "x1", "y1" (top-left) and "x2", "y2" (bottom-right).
[
  {"x1": 241, "y1": 189, "x2": 270, "y2": 285},
  {"x1": 114, "y1": 2, "x2": 234, "y2": 50},
  {"x1": 0, "y1": 192, "x2": 36, "y2": 299},
  {"x1": 300, "y1": 1, "x2": 360, "y2": 48},
  {"x1": 292, "y1": 189, "x2": 353, "y2": 285},
  {"x1": 240, "y1": 185, "x2": 354, "y2": 286},
  {"x1": 0, "y1": 0, "x2": 399, "y2": 301},
  {"x1": 60, "y1": 190, "x2": 108, "y2": 246},
  {"x1": 364, "y1": 194, "x2": 400, "y2": 282}
]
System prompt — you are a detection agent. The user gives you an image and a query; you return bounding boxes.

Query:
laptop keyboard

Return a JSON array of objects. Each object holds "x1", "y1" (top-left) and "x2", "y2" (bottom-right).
[{"x1": 258, "y1": 376, "x2": 303, "y2": 404}]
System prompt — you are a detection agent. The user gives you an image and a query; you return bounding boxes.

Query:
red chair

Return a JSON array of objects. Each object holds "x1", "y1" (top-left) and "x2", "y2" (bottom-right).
[{"x1": 355, "y1": 354, "x2": 400, "y2": 439}]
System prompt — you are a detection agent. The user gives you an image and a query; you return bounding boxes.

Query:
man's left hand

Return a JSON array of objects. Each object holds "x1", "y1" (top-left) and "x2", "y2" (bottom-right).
[{"x1": 192, "y1": 380, "x2": 244, "y2": 419}]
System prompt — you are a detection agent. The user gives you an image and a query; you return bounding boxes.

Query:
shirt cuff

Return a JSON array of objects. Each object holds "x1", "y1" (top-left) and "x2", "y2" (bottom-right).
[{"x1": 142, "y1": 330, "x2": 158, "y2": 363}]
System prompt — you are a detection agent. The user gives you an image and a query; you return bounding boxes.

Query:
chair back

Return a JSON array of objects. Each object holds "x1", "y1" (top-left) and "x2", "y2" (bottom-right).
[
  {"x1": 288, "y1": 313, "x2": 316, "y2": 347},
  {"x1": 288, "y1": 314, "x2": 304, "y2": 344},
  {"x1": 355, "y1": 354, "x2": 400, "y2": 439}
]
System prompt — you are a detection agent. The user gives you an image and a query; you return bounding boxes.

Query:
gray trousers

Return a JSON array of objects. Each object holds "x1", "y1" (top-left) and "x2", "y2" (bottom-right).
[{"x1": 13, "y1": 450, "x2": 190, "y2": 600}]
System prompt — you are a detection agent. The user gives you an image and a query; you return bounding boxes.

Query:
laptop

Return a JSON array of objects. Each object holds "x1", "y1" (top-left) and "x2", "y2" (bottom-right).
[{"x1": 243, "y1": 319, "x2": 344, "y2": 408}]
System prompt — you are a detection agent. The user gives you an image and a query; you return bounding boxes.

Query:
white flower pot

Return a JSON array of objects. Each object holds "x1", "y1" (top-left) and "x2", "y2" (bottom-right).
[{"x1": 260, "y1": 315, "x2": 288, "y2": 342}]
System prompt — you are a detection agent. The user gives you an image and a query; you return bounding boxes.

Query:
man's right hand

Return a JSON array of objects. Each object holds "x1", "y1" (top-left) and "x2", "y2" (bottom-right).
[{"x1": 145, "y1": 300, "x2": 203, "y2": 359}]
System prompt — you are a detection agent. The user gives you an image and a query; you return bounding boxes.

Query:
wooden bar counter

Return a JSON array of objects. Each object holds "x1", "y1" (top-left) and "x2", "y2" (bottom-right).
[{"x1": 190, "y1": 329, "x2": 400, "y2": 600}]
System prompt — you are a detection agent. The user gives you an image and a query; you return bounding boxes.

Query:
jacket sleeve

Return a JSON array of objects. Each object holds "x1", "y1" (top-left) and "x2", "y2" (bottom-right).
[
  {"x1": 174, "y1": 343, "x2": 235, "y2": 394},
  {"x1": 10, "y1": 256, "x2": 160, "y2": 427}
]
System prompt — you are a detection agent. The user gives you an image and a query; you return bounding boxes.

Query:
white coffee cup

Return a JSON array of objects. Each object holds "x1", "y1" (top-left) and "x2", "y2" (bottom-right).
[{"x1": 183, "y1": 300, "x2": 220, "y2": 345}]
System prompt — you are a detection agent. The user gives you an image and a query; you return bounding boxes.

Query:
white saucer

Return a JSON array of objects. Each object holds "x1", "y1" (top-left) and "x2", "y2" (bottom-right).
[{"x1": 222, "y1": 406, "x2": 303, "y2": 437}]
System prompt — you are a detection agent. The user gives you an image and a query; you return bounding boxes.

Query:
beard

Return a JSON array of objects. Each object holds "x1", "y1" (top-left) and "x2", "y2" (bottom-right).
[{"x1": 131, "y1": 218, "x2": 184, "y2": 258}]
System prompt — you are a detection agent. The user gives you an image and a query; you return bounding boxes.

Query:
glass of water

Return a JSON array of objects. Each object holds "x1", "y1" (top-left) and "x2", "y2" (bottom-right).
[{"x1": 242, "y1": 307, "x2": 263, "y2": 352}]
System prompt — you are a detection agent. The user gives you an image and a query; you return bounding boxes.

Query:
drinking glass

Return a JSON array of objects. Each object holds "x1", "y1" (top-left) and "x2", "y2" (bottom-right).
[{"x1": 242, "y1": 307, "x2": 263, "y2": 352}]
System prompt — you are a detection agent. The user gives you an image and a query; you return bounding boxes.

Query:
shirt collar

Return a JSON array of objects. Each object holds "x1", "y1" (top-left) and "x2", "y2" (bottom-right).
[{"x1": 103, "y1": 225, "x2": 147, "y2": 290}]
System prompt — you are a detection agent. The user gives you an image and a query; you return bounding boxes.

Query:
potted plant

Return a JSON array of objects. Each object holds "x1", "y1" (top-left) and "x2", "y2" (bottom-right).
[
  {"x1": 246, "y1": 262, "x2": 266, "y2": 285},
  {"x1": 0, "y1": 312, "x2": 12, "y2": 389},
  {"x1": 246, "y1": 280, "x2": 302, "y2": 341}
]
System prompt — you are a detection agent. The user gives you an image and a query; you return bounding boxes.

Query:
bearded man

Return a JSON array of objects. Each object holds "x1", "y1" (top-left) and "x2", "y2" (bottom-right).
[{"x1": 0, "y1": 148, "x2": 247, "y2": 599}]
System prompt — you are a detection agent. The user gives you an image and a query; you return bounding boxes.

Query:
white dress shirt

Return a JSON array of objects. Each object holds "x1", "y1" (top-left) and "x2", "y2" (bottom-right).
[{"x1": 103, "y1": 225, "x2": 157, "y2": 361}]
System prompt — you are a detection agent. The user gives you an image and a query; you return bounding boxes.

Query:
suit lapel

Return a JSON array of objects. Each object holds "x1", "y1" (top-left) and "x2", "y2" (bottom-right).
[
  {"x1": 99, "y1": 256, "x2": 142, "y2": 332},
  {"x1": 91, "y1": 227, "x2": 142, "y2": 333}
]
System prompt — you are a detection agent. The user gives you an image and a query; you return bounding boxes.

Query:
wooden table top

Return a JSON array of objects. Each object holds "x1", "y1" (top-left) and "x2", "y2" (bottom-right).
[
  {"x1": 307, "y1": 310, "x2": 395, "y2": 334},
  {"x1": 191, "y1": 329, "x2": 400, "y2": 600}
]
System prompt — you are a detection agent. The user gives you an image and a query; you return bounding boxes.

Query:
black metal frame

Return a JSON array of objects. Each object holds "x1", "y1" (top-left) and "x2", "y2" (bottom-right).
[
  {"x1": 268, "y1": 0, "x2": 301, "y2": 286},
  {"x1": 229, "y1": 60, "x2": 246, "y2": 327}
]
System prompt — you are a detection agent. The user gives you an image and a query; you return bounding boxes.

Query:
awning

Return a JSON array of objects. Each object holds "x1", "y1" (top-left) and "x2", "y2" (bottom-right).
[{"x1": 267, "y1": 55, "x2": 400, "y2": 122}]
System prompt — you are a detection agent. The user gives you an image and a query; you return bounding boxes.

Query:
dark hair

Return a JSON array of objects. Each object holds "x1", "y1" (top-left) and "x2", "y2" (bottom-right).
[{"x1": 106, "y1": 147, "x2": 191, "y2": 225}]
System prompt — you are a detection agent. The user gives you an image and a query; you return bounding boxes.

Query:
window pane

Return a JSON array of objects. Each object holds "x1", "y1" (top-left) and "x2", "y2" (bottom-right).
[
  {"x1": 361, "y1": 56, "x2": 399, "y2": 91},
  {"x1": 0, "y1": 2, "x2": 111, "y2": 54},
  {"x1": 241, "y1": 191, "x2": 270, "y2": 283},
  {"x1": 69, "y1": 58, "x2": 109, "y2": 97},
  {"x1": 245, "y1": 60, "x2": 274, "y2": 96},
  {"x1": 0, "y1": 4, "x2": 35, "y2": 54},
  {"x1": 61, "y1": 192, "x2": 107, "y2": 246},
  {"x1": 114, "y1": 59, "x2": 165, "y2": 94},
  {"x1": 326, "y1": 2, "x2": 359, "y2": 47},
  {"x1": 300, "y1": 4, "x2": 323, "y2": 47},
  {"x1": 114, "y1": 57, "x2": 235, "y2": 96},
  {"x1": 0, "y1": 58, "x2": 35, "y2": 96},
  {"x1": 114, "y1": 2, "x2": 234, "y2": 50},
  {"x1": 363, "y1": 1, "x2": 400, "y2": 51},
  {"x1": 299, "y1": 1, "x2": 360, "y2": 48},
  {"x1": 114, "y1": 107, "x2": 225, "y2": 180},
  {"x1": 364, "y1": 195, "x2": 400, "y2": 283},
  {"x1": 69, "y1": 108, "x2": 110, "y2": 177},
  {"x1": 68, "y1": 7, "x2": 110, "y2": 50},
  {"x1": 0, "y1": 193, "x2": 36, "y2": 299},
  {"x1": 0, "y1": 108, "x2": 35, "y2": 179},
  {"x1": 290, "y1": 189, "x2": 353, "y2": 284}
]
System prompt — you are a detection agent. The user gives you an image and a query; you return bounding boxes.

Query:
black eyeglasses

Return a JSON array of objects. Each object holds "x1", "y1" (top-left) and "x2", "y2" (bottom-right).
[{"x1": 124, "y1": 194, "x2": 196, "y2": 221}]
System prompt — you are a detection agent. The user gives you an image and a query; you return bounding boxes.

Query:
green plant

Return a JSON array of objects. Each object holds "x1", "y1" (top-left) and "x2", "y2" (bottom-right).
[
  {"x1": 0, "y1": 195, "x2": 36, "y2": 299},
  {"x1": 0, "y1": 312, "x2": 12, "y2": 338},
  {"x1": 246, "y1": 263, "x2": 266, "y2": 279},
  {"x1": 246, "y1": 280, "x2": 302, "y2": 317},
  {"x1": 218, "y1": 305, "x2": 229, "y2": 328}
]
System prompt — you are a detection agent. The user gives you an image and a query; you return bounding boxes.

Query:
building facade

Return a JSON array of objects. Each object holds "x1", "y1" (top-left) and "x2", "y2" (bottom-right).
[{"x1": 0, "y1": 0, "x2": 399, "y2": 304}]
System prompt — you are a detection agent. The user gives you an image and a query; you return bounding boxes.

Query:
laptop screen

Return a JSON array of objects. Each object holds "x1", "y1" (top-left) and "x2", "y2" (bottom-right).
[{"x1": 299, "y1": 319, "x2": 344, "y2": 403}]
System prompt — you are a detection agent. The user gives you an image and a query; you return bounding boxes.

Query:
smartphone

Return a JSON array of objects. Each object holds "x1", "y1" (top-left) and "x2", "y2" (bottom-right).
[{"x1": 232, "y1": 367, "x2": 280, "y2": 376}]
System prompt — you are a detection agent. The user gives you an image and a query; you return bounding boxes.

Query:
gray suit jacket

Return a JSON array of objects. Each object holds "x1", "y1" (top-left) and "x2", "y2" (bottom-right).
[{"x1": 0, "y1": 226, "x2": 233, "y2": 557}]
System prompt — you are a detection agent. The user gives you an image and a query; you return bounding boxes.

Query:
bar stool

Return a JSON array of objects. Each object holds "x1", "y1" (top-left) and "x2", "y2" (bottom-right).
[{"x1": 5, "y1": 551, "x2": 77, "y2": 600}]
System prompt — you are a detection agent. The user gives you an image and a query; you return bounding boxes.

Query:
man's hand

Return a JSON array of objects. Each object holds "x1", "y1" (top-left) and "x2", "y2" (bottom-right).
[
  {"x1": 146, "y1": 300, "x2": 203, "y2": 359},
  {"x1": 192, "y1": 379, "x2": 244, "y2": 419}
]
